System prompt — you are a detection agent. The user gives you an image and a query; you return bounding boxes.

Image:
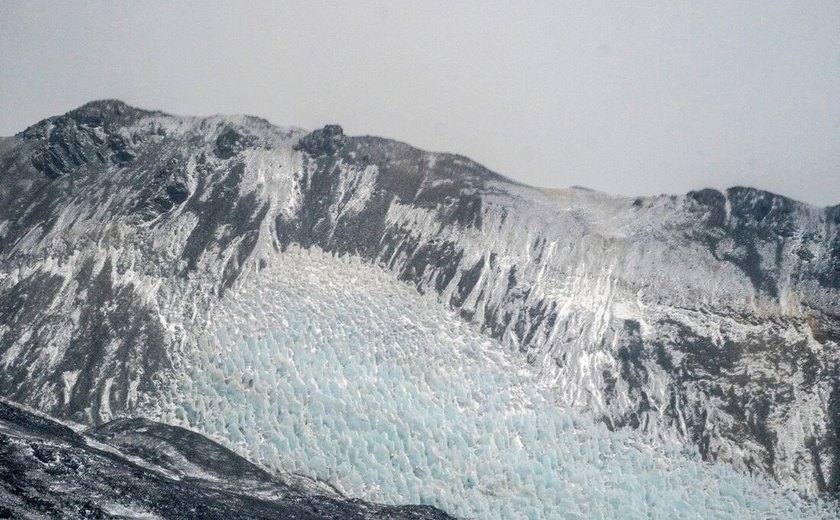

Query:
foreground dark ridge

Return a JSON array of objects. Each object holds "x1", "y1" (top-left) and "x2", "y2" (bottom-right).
[
  {"x1": 0, "y1": 400, "x2": 454, "y2": 519},
  {"x1": 0, "y1": 100, "x2": 838, "y2": 503}
]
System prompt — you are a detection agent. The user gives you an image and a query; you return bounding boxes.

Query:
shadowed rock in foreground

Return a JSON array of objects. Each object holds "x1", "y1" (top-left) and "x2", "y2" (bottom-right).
[{"x1": 0, "y1": 400, "x2": 454, "y2": 519}]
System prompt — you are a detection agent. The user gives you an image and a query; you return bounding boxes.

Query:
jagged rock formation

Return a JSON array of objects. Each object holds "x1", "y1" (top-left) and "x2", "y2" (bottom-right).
[{"x1": 0, "y1": 100, "x2": 838, "y2": 507}]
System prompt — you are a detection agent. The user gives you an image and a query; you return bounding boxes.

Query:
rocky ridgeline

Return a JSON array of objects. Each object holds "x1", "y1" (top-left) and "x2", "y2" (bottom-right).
[{"x1": 0, "y1": 100, "x2": 838, "y2": 504}]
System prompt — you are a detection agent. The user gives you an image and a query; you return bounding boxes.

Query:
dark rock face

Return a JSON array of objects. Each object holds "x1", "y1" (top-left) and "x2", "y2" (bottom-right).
[
  {"x1": 277, "y1": 132, "x2": 503, "y2": 272},
  {"x1": 215, "y1": 127, "x2": 258, "y2": 159},
  {"x1": 0, "y1": 400, "x2": 454, "y2": 520},
  {"x1": 685, "y1": 187, "x2": 803, "y2": 297},
  {"x1": 293, "y1": 124, "x2": 346, "y2": 156},
  {"x1": 0, "y1": 101, "x2": 839, "y2": 502},
  {"x1": 134, "y1": 156, "x2": 192, "y2": 222},
  {"x1": 23, "y1": 100, "x2": 150, "y2": 179},
  {"x1": 0, "y1": 261, "x2": 169, "y2": 424}
]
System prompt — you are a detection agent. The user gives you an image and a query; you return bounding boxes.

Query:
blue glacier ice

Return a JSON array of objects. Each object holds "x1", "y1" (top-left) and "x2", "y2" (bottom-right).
[{"x1": 152, "y1": 248, "x2": 836, "y2": 519}]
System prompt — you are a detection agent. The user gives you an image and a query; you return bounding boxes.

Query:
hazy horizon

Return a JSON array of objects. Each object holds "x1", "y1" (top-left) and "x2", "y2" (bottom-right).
[{"x1": 2, "y1": 1, "x2": 838, "y2": 206}]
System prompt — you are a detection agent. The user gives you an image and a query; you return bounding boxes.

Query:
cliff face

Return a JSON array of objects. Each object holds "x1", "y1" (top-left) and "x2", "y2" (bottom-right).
[{"x1": 1, "y1": 100, "x2": 838, "y2": 498}]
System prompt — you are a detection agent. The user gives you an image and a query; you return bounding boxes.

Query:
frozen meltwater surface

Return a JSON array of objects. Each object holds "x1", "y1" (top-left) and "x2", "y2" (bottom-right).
[{"x1": 152, "y1": 248, "x2": 834, "y2": 519}]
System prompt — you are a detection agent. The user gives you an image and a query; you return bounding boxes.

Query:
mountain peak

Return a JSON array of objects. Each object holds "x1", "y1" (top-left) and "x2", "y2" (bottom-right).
[
  {"x1": 64, "y1": 99, "x2": 157, "y2": 126},
  {"x1": 73, "y1": 98, "x2": 134, "y2": 114},
  {"x1": 293, "y1": 124, "x2": 345, "y2": 156},
  {"x1": 18, "y1": 99, "x2": 156, "y2": 141}
]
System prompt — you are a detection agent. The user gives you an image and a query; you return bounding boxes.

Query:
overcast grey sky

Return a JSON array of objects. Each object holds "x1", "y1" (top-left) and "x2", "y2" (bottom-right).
[{"x1": 1, "y1": 1, "x2": 839, "y2": 206}]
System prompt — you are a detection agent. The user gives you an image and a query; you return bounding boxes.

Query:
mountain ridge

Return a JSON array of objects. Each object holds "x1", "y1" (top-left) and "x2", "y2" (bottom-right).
[
  {"x1": 21, "y1": 99, "x2": 836, "y2": 209},
  {"x1": 1, "y1": 100, "x2": 838, "y2": 512}
]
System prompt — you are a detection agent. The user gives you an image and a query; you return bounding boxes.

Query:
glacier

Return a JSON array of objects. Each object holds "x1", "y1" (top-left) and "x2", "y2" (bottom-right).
[
  {"x1": 1, "y1": 100, "x2": 839, "y2": 517},
  {"x1": 149, "y1": 246, "x2": 834, "y2": 519}
]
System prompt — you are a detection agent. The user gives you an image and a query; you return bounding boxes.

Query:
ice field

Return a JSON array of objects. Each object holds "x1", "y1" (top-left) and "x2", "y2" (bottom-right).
[{"x1": 152, "y1": 247, "x2": 835, "y2": 519}]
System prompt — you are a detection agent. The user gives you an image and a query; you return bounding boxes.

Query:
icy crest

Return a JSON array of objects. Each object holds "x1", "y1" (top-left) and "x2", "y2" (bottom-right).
[{"x1": 152, "y1": 247, "x2": 834, "y2": 519}]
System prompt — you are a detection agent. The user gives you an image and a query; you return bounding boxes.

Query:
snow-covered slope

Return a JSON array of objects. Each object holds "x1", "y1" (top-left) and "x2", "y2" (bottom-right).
[{"x1": 0, "y1": 100, "x2": 838, "y2": 514}]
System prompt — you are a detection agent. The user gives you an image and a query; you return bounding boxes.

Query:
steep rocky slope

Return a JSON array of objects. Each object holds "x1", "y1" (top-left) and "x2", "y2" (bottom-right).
[{"x1": 0, "y1": 100, "x2": 838, "y2": 507}]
